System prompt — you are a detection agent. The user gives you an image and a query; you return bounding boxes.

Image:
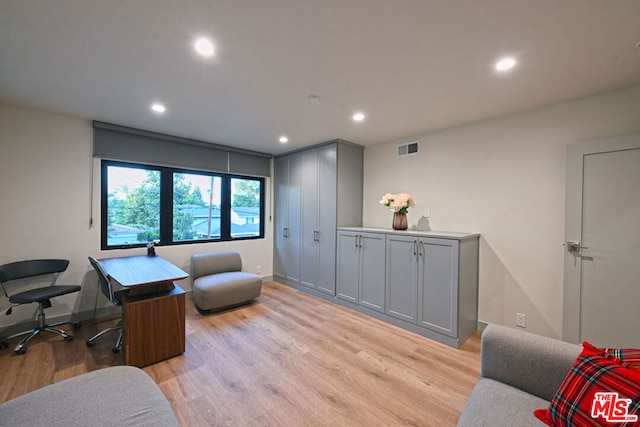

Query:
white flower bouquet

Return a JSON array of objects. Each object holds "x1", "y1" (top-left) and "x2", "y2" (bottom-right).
[{"x1": 379, "y1": 192, "x2": 416, "y2": 214}]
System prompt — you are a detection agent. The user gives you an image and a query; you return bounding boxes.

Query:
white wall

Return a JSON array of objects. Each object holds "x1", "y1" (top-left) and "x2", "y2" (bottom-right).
[
  {"x1": 363, "y1": 84, "x2": 640, "y2": 339},
  {"x1": 0, "y1": 103, "x2": 273, "y2": 331}
]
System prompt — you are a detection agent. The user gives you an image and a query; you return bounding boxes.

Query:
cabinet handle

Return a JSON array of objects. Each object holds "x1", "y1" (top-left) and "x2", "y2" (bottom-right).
[
  {"x1": 313, "y1": 230, "x2": 319, "y2": 242},
  {"x1": 419, "y1": 241, "x2": 424, "y2": 258},
  {"x1": 284, "y1": 227, "x2": 288, "y2": 237},
  {"x1": 413, "y1": 240, "x2": 418, "y2": 256}
]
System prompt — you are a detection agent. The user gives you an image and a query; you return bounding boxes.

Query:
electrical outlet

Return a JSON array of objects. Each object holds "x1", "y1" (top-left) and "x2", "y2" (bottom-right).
[
  {"x1": 256, "y1": 265, "x2": 261, "y2": 274},
  {"x1": 516, "y1": 313, "x2": 526, "y2": 328},
  {"x1": 424, "y1": 207, "x2": 431, "y2": 218}
]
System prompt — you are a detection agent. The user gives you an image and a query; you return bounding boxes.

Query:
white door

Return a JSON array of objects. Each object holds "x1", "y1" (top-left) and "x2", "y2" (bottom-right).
[{"x1": 563, "y1": 133, "x2": 640, "y2": 347}]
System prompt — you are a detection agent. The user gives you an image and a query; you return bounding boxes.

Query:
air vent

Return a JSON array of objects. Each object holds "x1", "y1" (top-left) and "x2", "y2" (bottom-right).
[{"x1": 397, "y1": 141, "x2": 419, "y2": 157}]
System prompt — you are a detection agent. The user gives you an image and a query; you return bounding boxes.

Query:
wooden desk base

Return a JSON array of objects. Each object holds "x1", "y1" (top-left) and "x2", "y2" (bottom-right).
[{"x1": 122, "y1": 283, "x2": 185, "y2": 367}]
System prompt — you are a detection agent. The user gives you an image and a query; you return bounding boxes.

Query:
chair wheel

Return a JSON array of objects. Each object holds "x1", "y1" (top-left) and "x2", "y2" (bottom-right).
[
  {"x1": 112, "y1": 347, "x2": 120, "y2": 354},
  {"x1": 86, "y1": 340, "x2": 95, "y2": 347},
  {"x1": 0, "y1": 341, "x2": 8, "y2": 349},
  {"x1": 64, "y1": 335, "x2": 73, "y2": 342},
  {"x1": 15, "y1": 347, "x2": 27, "y2": 355}
]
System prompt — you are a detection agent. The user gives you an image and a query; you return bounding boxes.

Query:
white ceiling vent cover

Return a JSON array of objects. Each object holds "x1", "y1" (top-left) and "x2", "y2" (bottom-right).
[{"x1": 397, "y1": 141, "x2": 419, "y2": 157}]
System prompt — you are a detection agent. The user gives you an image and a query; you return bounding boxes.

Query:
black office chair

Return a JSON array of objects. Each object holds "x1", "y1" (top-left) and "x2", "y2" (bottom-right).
[
  {"x1": 0, "y1": 259, "x2": 81, "y2": 354},
  {"x1": 86, "y1": 256, "x2": 123, "y2": 354}
]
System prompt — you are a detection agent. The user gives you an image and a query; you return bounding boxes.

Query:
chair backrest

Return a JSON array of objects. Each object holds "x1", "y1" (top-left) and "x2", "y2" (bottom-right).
[
  {"x1": 0, "y1": 259, "x2": 69, "y2": 298},
  {"x1": 88, "y1": 256, "x2": 121, "y2": 306},
  {"x1": 191, "y1": 251, "x2": 242, "y2": 279}
]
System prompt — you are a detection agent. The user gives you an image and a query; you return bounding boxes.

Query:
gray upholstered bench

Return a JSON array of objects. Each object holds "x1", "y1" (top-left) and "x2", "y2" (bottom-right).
[{"x1": 191, "y1": 251, "x2": 262, "y2": 312}]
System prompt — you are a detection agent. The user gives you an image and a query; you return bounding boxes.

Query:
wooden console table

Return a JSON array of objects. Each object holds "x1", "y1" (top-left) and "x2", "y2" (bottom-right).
[{"x1": 99, "y1": 255, "x2": 188, "y2": 367}]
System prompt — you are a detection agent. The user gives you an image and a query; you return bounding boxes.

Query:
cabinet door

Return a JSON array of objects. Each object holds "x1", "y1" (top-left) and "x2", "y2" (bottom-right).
[
  {"x1": 300, "y1": 148, "x2": 319, "y2": 289},
  {"x1": 299, "y1": 145, "x2": 338, "y2": 295},
  {"x1": 122, "y1": 285, "x2": 185, "y2": 367},
  {"x1": 273, "y1": 156, "x2": 288, "y2": 279},
  {"x1": 417, "y1": 238, "x2": 458, "y2": 337},
  {"x1": 316, "y1": 144, "x2": 337, "y2": 295},
  {"x1": 385, "y1": 235, "x2": 418, "y2": 323},
  {"x1": 286, "y1": 153, "x2": 302, "y2": 284},
  {"x1": 359, "y1": 233, "x2": 386, "y2": 312},
  {"x1": 336, "y1": 231, "x2": 359, "y2": 303}
]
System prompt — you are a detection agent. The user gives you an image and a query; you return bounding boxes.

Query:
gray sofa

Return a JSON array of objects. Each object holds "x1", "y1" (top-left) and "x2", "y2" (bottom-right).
[
  {"x1": 0, "y1": 366, "x2": 178, "y2": 426},
  {"x1": 457, "y1": 324, "x2": 581, "y2": 426}
]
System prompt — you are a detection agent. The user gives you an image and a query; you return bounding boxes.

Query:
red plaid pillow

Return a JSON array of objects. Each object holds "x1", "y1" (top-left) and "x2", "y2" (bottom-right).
[
  {"x1": 534, "y1": 342, "x2": 640, "y2": 426},
  {"x1": 603, "y1": 348, "x2": 640, "y2": 369}
]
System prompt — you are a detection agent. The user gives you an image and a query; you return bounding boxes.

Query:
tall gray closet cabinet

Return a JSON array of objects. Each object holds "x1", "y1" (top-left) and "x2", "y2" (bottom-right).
[{"x1": 273, "y1": 140, "x2": 363, "y2": 295}]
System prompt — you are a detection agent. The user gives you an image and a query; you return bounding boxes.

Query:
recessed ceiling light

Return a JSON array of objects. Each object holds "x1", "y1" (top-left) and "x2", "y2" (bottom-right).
[
  {"x1": 352, "y1": 112, "x2": 365, "y2": 122},
  {"x1": 279, "y1": 136, "x2": 289, "y2": 143},
  {"x1": 194, "y1": 38, "x2": 214, "y2": 56},
  {"x1": 151, "y1": 103, "x2": 166, "y2": 114},
  {"x1": 495, "y1": 57, "x2": 516, "y2": 72}
]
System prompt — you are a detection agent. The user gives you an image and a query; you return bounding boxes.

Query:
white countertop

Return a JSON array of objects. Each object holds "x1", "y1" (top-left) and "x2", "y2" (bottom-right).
[{"x1": 337, "y1": 227, "x2": 480, "y2": 240}]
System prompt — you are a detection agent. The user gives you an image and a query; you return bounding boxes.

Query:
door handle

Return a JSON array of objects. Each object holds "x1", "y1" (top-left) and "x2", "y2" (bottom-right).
[{"x1": 565, "y1": 240, "x2": 589, "y2": 254}]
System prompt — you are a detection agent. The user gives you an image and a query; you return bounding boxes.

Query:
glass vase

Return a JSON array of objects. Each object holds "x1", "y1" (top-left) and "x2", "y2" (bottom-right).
[{"x1": 392, "y1": 212, "x2": 408, "y2": 230}]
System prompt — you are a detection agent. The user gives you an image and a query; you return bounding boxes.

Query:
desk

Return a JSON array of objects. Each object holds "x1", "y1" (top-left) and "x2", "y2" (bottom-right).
[{"x1": 99, "y1": 255, "x2": 189, "y2": 367}]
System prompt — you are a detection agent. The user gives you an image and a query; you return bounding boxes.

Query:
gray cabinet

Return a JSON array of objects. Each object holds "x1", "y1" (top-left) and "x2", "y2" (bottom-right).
[
  {"x1": 385, "y1": 233, "x2": 478, "y2": 342},
  {"x1": 337, "y1": 227, "x2": 479, "y2": 348},
  {"x1": 273, "y1": 153, "x2": 301, "y2": 284},
  {"x1": 300, "y1": 145, "x2": 338, "y2": 295},
  {"x1": 417, "y1": 238, "x2": 458, "y2": 338},
  {"x1": 274, "y1": 140, "x2": 363, "y2": 296},
  {"x1": 337, "y1": 230, "x2": 386, "y2": 312},
  {"x1": 385, "y1": 235, "x2": 460, "y2": 335},
  {"x1": 385, "y1": 234, "x2": 418, "y2": 322}
]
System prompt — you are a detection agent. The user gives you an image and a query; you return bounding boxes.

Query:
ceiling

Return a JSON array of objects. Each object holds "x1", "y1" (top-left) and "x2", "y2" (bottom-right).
[{"x1": 1, "y1": 1, "x2": 640, "y2": 155}]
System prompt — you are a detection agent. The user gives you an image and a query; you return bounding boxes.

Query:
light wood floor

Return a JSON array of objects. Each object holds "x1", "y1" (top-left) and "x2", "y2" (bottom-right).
[{"x1": 0, "y1": 281, "x2": 481, "y2": 426}]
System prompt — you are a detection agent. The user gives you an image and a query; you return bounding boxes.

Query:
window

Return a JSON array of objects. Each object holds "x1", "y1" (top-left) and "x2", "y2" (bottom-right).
[
  {"x1": 102, "y1": 161, "x2": 264, "y2": 249},
  {"x1": 173, "y1": 173, "x2": 221, "y2": 242},
  {"x1": 104, "y1": 164, "x2": 161, "y2": 247},
  {"x1": 230, "y1": 177, "x2": 262, "y2": 238}
]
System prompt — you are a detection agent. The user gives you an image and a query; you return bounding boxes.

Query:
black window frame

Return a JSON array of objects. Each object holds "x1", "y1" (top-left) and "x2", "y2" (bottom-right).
[{"x1": 101, "y1": 160, "x2": 265, "y2": 250}]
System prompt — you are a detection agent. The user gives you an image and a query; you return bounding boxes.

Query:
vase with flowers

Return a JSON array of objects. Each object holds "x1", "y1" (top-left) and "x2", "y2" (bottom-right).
[{"x1": 379, "y1": 192, "x2": 416, "y2": 230}]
